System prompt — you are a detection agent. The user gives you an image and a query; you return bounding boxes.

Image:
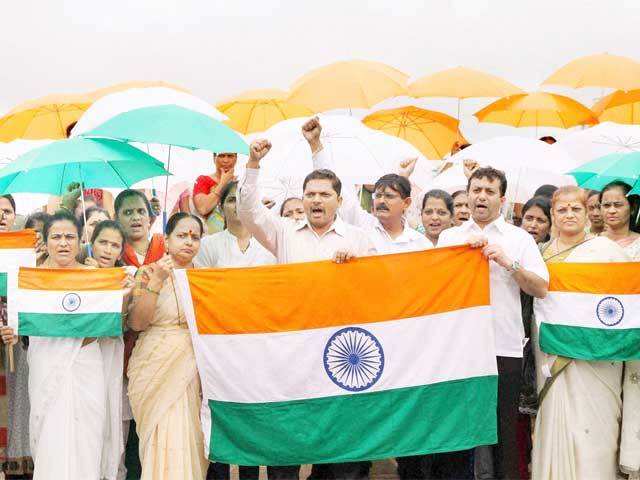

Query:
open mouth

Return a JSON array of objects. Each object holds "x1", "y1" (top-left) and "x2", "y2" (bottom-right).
[{"x1": 310, "y1": 207, "x2": 324, "y2": 215}]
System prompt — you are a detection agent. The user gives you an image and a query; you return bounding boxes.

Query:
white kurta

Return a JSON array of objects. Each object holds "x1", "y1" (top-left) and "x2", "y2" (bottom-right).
[
  {"x1": 28, "y1": 337, "x2": 123, "y2": 480},
  {"x1": 532, "y1": 237, "x2": 629, "y2": 480}
]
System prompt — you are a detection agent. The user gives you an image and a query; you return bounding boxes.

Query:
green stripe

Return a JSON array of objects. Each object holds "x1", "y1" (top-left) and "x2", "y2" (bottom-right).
[
  {"x1": 208, "y1": 375, "x2": 497, "y2": 466},
  {"x1": 0, "y1": 272, "x2": 6, "y2": 297},
  {"x1": 18, "y1": 312, "x2": 122, "y2": 338},
  {"x1": 540, "y1": 323, "x2": 640, "y2": 361}
]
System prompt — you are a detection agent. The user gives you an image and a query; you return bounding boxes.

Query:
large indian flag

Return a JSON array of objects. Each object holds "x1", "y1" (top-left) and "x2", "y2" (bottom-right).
[
  {"x1": 175, "y1": 246, "x2": 498, "y2": 466},
  {"x1": 7, "y1": 267, "x2": 125, "y2": 337},
  {"x1": 535, "y1": 262, "x2": 640, "y2": 361},
  {"x1": 0, "y1": 230, "x2": 36, "y2": 296}
]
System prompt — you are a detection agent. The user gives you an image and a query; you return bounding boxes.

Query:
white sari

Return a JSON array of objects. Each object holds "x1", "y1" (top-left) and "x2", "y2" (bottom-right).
[
  {"x1": 532, "y1": 237, "x2": 631, "y2": 480},
  {"x1": 28, "y1": 337, "x2": 123, "y2": 480},
  {"x1": 620, "y1": 237, "x2": 640, "y2": 478}
]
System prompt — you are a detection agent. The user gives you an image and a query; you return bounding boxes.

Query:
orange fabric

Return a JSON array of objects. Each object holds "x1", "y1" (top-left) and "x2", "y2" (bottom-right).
[
  {"x1": 18, "y1": 267, "x2": 124, "y2": 291},
  {"x1": 187, "y1": 245, "x2": 490, "y2": 335},
  {"x1": 0, "y1": 230, "x2": 36, "y2": 249},
  {"x1": 548, "y1": 262, "x2": 640, "y2": 294},
  {"x1": 122, "y1": 234, "x2": 165, "y2": 268}
]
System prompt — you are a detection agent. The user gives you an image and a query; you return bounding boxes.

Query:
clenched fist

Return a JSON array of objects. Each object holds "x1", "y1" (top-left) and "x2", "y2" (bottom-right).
[
  {"x1": 301, "y1": 116, "x2": 322, "y2": 153},
  {"x1": 248, "y1": 139, "x2": 272, "y2": 167}
]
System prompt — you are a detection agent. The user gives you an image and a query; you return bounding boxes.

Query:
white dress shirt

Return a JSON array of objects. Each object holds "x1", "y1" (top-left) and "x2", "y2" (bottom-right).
[
  {"x1": 194, "y1": 229, "x2": 276, "y2": 268},
  {"x1": 339, "y1": 189, "x2": 431, "y2": 255},
  {"x1": 439, "y1": 216, "x2": 549, "y2": 358},
  {"x1": 238, "y1": 168, "x2": 376, "y2": 264}
]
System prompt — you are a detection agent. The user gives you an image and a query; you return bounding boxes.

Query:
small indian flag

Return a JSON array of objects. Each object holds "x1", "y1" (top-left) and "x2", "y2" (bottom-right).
[
  {"x1": 7, "y1": 267, "x2": 125, "y2": 338},
  {"x1": 0, "y1": 230, "x2": 37, "y2": 296},
  {"x1": 175, "y1": 246, "x2": 498, "y2": 466},
  {"x1": 535, "y1": 262, "x2": 640, "y2": 361}
]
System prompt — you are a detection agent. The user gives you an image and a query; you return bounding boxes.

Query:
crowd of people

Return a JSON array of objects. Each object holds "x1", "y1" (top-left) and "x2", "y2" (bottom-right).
[{"x1": 0, "y1": 116, "x2": 639, "y2": 480}]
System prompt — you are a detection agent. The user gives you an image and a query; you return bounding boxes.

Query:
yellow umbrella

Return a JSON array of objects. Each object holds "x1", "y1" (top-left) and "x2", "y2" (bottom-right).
[
  {"x1": 592, "y1": 89, "x2": 640, "y2": 124},
  {"x1": 287, "y1": 60, "x2": 409, "y2": 112},
  {"x1": 0, "y1": 94, "x2": 93, "y2": 141},
  {"x1": 216, "y1": 89, "x2": 313, "y2": 134},
  {"x1": 474, "y1": 92, "x2": 598, "y2": 132},
  {"x1": 409, "y1": 66, "x2": 523, "y2": 119},
  {"x1": 88, "y1": 80, "x2": 190, "y2": 99},
  {"x1": 363, "y1": 106, "x2": 465, "y2": 159},
  {"x1": 409, "y1": 66, "x2": 523, "y2": 99},
  {"x1": 543, "y1": 53, "x2": 640, "y2": 90}
]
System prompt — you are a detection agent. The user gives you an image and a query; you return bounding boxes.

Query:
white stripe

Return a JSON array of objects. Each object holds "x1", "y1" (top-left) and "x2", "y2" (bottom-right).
[
  {"x1": 0, "y1": 249, "x2": 36, "y2": 271},
  {"x1": 535, "y1": 291, "x2": 640, "y2": 331},
  {"x1": 14, "y1": 289, "x2": 123, "y2": 315},
  {"x1": 175, "y1": 270, "x2": 497, "y2": 404}
]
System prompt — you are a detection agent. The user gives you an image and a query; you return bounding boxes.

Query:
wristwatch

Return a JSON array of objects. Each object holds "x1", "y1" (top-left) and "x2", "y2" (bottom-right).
[{"x1": 509, "y1": 260, "x2": 521, "y2": 274}]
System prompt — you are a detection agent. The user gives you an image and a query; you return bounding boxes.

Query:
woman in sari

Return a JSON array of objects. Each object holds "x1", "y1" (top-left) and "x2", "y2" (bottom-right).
[
  {"x1": 532, "y1": 186, "x2": 631, "y2": 480},
  {"x1": 593, "y1": 180, "x2": 640, "y2": 478},
  {"x1": 127, "y1": 212, "x2": 208, "y2": 480},
  {"x1": 0, "y1": 211, "x2": 131, "y2": 479}
]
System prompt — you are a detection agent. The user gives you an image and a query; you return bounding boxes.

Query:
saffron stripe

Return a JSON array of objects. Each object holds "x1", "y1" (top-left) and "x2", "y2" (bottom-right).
[
  {"x1": 548, "y1": 262, "x2": 640, "y2": 294},
  {"x1": 187, "y1": 246, "x2": 490, "y2": 335}
]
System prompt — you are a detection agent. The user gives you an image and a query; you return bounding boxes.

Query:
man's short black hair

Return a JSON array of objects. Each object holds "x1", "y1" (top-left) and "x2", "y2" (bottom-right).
[
  {"x1": 467, "y1": 167, "x2": 507, "y2": 197},
  {"x1": 374, "y1": 174, "x2": 411, "y2": 199},
  {"x1": 303, "y1": 169, "x2": 342, "y2": 196}
]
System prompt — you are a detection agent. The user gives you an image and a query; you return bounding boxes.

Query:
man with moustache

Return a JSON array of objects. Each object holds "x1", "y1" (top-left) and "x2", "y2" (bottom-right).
[
  {"x1": 452, "y1": 190, "x2": 471, "y2": 226},
  {"x1": 439, "y1": 167, "x2": 549, "y2": 480},
  {"x1": 302, "y1": 117, "x2": 430, "y2": 254}
]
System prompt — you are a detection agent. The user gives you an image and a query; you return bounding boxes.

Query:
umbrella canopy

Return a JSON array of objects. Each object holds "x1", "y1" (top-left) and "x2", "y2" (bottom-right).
[
  {"x1": 409, "y1": 67, "x2": 523, "y2": 99},
  {"x1": 542, "y1": 53, "x2": 640, "y2": 91},
  {"x1": 216, "y1": 89, "x2": 313, "y2": 134},
  {"x1": 83, "y1": 105, "x2": 249, "y2": 155},
  {"x1": 592, "y1": 89, "x2": 640, "y2": 124},
  {"x1": 88, "y1": 81, "x2": 190, "y2": 99},
  {"x1": 247, "y1": 114, "x2": 423, "y2": 184},
  {"x1": 0, "y1": 94, "x2": 93, "y2": 142},
  {"x1": 362, "y1": 106, "x2": 464, "y2": 160},
  {"x1": 0, "y1": 137, "x2": 170, "y2": 195},
  {"x1": 554, "y1": 122, "x2": 640, "y2": 165},
  {"x1": 71, "y1": 87, "x2": 226, "y2": 135},
  {"x1": 446, "y1": 136, "x2": 578, "y2": 203},
  {"x1": 0, "y1": 139, "x2": 53, "y2": 167},
  {"x1": 569, "y1": 152, "x2": 640, "y2": 194},
  {"x1": 474, "y1": 92, "x2": 598, "y2": 129},
  {"x1": 287, "y1": 60, "x2": 409, "y2": 112}
]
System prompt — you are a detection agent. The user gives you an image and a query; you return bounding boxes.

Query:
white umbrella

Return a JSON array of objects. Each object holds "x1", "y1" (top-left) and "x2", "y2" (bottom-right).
[
  {"x1": 554, "y1": 122, "x2": 640, "y2": 166},
  {"x1": 0, "y1": 140, "x2": 54, "y2": 215},
  {"x1": 444, "y1": 137, "x2": 577, "y2": 203},
  {"x1": 71, "y1": 87, "x2": 227, "y2": 135},
  {"x1": 248, "y1": 114, "x2": 424, "y2": 184}
]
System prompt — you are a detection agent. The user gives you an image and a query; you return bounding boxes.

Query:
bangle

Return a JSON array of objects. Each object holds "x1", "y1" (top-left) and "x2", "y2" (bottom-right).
[{"x1": 146, "y1": 286, "x2": 160, "y2": 296}]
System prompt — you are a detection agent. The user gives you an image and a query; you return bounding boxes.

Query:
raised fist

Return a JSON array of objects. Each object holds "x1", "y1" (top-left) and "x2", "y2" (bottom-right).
[
  {"x1": 248, "y1": 139, "x2": 272, "y2": 166},
  {"x1": 301, "y1": 116, "x2": 322, "y2": 153}
]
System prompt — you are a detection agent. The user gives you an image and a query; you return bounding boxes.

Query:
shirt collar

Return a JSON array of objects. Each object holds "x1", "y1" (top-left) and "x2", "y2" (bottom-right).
[
  {"x1": 295, "y1": 215, "x2": 347, "y2": 237},
  {"x1": 374, "y1": 217, "x2": 421, "y2": 241},
  {"x1": 461, "y1": 215, "x2": 508, "y2": 235}
]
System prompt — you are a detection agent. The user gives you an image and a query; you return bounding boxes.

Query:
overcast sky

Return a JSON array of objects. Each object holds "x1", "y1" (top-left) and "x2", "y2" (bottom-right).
[{"x1": 2, "y1": 0, "x2": 639, "y2": 140}]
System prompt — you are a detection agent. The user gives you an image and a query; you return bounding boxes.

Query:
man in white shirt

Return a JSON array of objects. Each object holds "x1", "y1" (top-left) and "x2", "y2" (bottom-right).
[
  {"x1": 439, "y1": 166, "x2": 548, "y2": 480},
  {"x1": 302, "y1": 117, "x2": 430, "y2": 255},
  {"x1": 238, "y1": 140, "x2": 376, "y2": 265},
  {"x1": 238, "y1": 139, "x2": 375, "y2": 480},
  {"x1": 194, "y1": 181, "x2": 276, "y2": 268}
]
